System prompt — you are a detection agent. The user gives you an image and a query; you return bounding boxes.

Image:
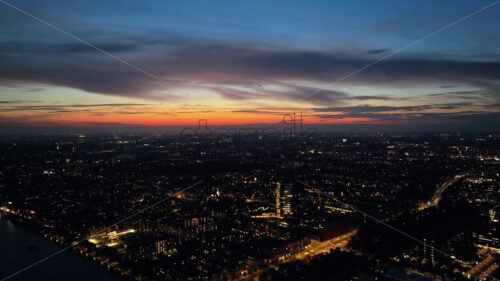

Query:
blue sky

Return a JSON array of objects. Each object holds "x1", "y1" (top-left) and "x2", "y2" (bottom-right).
[{"x1": 5, "y1": 0, "x2": 496, "y2": 53}]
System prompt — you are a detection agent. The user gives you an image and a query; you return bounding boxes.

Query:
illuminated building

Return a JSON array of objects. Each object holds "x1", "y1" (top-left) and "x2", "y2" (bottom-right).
[
  {"x1": 490, "y1": 206, "x2": 499, "y2": 222},
  {"x1": 155, "y1": 240, "x2": 166, "y2": 255},
  {"x1": 282, "y1": 183, "x2": 293, "y2": 216},
  {"x1": 275, "y1": 182, "x2": 281, "y2": 218},
  {"x1": 431, "y1": 239, "x2": 435, "y2": 266},
  {"x1": 274, "y1": 182, "x2": 293, "y2": 217}
]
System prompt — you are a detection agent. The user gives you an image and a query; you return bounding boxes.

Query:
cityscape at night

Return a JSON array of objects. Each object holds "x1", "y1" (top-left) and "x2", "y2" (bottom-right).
[
  {"x1": 0, "y1": 1, "x2": 499, "y2": 281},
  {"x1": 1, "y1": 128, "x2": 499, "y2": 280}
]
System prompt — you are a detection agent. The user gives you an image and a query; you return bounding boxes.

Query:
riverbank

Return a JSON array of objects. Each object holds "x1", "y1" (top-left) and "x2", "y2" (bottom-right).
[{"x1": 0, "y1": 217, "x2": 124, "y2": 281}]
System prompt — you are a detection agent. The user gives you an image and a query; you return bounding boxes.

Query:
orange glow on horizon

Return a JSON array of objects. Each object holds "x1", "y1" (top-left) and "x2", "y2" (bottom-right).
[{"x1": 1, "y1": 106, "x2": 418, "y2": 127}]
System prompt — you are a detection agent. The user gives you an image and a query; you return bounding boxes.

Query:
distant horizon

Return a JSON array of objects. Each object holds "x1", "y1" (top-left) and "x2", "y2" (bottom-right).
[{"x1": 1, "y1": 122, "x2": 499, "y2": 136}]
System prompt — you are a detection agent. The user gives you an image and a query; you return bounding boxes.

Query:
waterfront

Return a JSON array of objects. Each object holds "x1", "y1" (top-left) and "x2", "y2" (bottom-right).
[{"x1": 0, "y1": 218, "x2": 122, "y2": 281}]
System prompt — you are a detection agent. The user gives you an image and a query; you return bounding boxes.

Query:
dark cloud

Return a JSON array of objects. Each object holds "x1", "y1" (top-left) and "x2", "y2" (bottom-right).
[
  {"x1": 231, "y1": 110, "x2": 287, "y2": 115},
  {"x1": 311, "y1": 102, "x2": 499, "y2": 128},
  {"x1": 434, "y1": 102, "x2": 474, "y2": 110},
  {"x1": 25, "y1": 88, "x2": 44, "y2": 92},
  {"x1": 312, "y1": 103, "x2": 479, "y2": 116},
  {"x1": 67, "y1": 103, "x2": 151, "y2": 107},
  {"x1": 208, "y1": 86, "x2": 268, "y2": 101},
  {"x1": 0, "y1": 100, "x2": 42, "y2": 104},
  {"x1": 313, "y1": 105, "x2": 432, "y2": 113},
  {"x1": 0, "y1": 103, "x2": 151, "y2": 111},
  {"x1": 427, "y1": 90, "x2": 495, "y2": 101},
  {"x1": 113, "y1": 111, "x2": 170, "y2": 115},
  {"x1": 1, "y1": 37, "x2": 500, "y2": 102},
  {"x1": 0, "y1": 118, "x2": 138, "y2": 127},
  {"x1": 209, "y1": 84, "x2": 348, "y2": 105},
  {"x1": 428, "y1": 90, "x2": 487, "y2": 97},
  {"x1": 281, "y1": 86, "x2": 349, "y2": 105},
  {"x1": 465, "y1": 80, "x2": 500, "y2": 97},
  {"x1": 348, "y1": 95, "x2": 403, "y2": 101},
  {"x1": 484, "y1": 103, "x2": 500, "y2": 109},
  {"x1": 367, "y1": 49, "x2": 389, "y2": 54},
  {"x1": 315, "y1": 112, "x2": 500, "y2": 128}
]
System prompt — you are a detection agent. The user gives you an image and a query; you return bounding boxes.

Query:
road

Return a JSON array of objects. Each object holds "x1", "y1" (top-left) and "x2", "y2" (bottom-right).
[
  {"x1": 234, "y1": 229, "x2": 357, "y2": 281},
  {"x1": 466, "y1": 252, "x2": 498, "y2": 280},
  {"x1": 291, "y1": 229, "x2": 357, "y2": 261},
  {"x1": 418, "y1": 175, "x2": 463, "y2": 211}
]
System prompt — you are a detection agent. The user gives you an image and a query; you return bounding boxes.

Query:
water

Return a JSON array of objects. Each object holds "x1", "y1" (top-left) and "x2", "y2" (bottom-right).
[{"x1": 0, "y1": 218, "x2": 123, "y2": 281}]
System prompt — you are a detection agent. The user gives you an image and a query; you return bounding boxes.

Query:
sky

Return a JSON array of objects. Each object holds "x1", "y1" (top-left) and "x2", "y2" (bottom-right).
[{"x1": 0, "y1": 0, "x2": 499, "y2": 131}]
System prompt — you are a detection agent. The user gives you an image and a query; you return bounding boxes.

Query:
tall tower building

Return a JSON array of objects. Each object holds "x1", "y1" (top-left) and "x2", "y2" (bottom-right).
[
  {"x1": 275, "y1": 182, "x2": 281, "y2": 218},
  {"x1": 282, "y1": 183, "x2": 293, "y2": 216}
]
